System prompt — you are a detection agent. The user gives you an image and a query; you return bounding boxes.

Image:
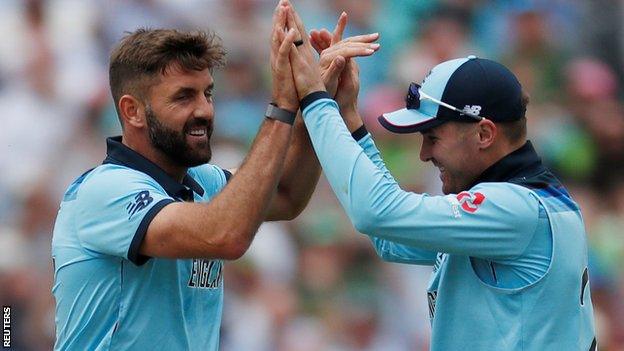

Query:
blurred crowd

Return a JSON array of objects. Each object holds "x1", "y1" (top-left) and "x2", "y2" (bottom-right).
[{"x1": 1, "y1": 0, "x2": 624, "y2": 350}]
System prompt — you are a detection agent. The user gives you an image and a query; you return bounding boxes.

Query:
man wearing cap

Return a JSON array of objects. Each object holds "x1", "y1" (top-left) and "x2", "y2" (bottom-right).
[{"x1": 284, "y1": 14, "x2": 597, "y2": 350}]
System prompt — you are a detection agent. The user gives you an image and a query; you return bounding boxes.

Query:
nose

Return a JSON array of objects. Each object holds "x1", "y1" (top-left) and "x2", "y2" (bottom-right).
[
  {"x1": 194, "y1": 95, "x2": 214, "y2": 120},
  {"x1": 419, "y1": 138, "x2": 431, "y2": 162}
]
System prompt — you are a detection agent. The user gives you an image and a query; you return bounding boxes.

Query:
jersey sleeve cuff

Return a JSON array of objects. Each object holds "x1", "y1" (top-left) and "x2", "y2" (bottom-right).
[
  {"x1": 300, "y1": 91, "x2": 331, "y2": 111},
  {"x1": 127, "y1": 198, "x2": 175, "y2": 266},
  {"x1": 351, "y1": 125, "x2": 369, "y2": 141}
]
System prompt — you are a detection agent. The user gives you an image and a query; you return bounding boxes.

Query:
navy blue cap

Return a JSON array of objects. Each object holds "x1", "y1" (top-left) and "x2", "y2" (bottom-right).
[{"x1": 379, "y1": 56, "x2": 525, "y2": 134}]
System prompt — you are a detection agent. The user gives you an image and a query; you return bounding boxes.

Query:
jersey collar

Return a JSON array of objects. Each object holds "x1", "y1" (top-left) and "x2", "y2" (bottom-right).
[
  {"x1": 471, "y1": 141, "x2": 545, "y2": 186},
  {"x1": 103, "y1": 136, "x2": 204, "y2": 200}
]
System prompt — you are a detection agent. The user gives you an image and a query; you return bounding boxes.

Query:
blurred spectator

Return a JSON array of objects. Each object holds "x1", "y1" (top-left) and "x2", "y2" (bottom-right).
[
  {"x1": 502, "y1": 8, "x2": 568, "y2": 104},
  {"x1": 393, "y1": 5, "x2": 480, "y2": 88},
  {"x1": 213, "y1": 53, "x2": 267, "y2": 144}
]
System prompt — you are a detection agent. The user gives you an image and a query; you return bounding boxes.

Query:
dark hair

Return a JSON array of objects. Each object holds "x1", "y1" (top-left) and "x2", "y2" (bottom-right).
[
  {"x1": 109, "y1": 28, "x2": 226, "y2": 122},
  {"x1": 498, "y1": 90, "x2": 530, "y2": 143}
]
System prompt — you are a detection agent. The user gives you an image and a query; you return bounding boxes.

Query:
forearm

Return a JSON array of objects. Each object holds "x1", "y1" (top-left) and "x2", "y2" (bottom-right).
[
  {"x1": 266, "y1": 114, "x2": 321, "y2": 220},
  {"x1": 356, "y1": 129, "x2": 394, "y2": 180},
  {"x1": 370, "y1": 236, "x2": 436, "y2": 265},
  {"x1": 300, "y1": 95, "x2": 378, "y2": 225},
  {"x1": 340, "y1": 106, "x2": 364, "y2": 133},
  {"x1": 145, "y1": 118, "x2": 292, "y2": 259},
  {"x1": 309, "y1": 109, "x2": 437, "y2": 264},
  {"x1": 359, "y1": 131, "x2": 438, "y2": 265}
]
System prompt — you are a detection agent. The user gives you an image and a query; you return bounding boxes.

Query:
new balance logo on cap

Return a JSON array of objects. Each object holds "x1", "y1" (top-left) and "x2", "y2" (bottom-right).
[{"x1": 463, "y1": 105, "x2": 482, "y2": 116}]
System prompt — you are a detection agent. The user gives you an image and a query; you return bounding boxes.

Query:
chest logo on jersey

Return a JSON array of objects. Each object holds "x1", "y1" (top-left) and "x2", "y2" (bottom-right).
[
  {"x1": 456, "y1": 191, "x2": 485, "y2": 213},
  {"x1": 188, "y1": 259, "x2": 223, "y2": 289},
  {"x1": 126, "y1": 191, "x2": 153, "y2": 220}
]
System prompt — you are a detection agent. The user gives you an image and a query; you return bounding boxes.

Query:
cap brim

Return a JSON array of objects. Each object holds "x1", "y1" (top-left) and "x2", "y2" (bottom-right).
[{"x1": 378, "y1": 108, "x2": 446, "y2": 134}]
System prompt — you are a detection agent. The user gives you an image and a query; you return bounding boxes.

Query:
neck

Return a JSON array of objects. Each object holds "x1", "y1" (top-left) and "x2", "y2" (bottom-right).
[
  {"x1": 480, "y1": 138, "x2": 527, "y2": 174},
  {"x1": 122, "y1": 134, "x2": 187, "y2": 182}
]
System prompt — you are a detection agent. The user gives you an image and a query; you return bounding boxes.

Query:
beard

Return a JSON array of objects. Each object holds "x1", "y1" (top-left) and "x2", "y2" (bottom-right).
[{"x1": 145, "y1": 106, "x2": 212, "y2": 168}]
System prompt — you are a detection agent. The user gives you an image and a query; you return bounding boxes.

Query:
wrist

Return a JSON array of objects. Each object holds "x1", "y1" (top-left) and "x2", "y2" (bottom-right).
[
  {"x1": 265, "y1": 103, "x2": 297, "y2": 125},
  {"x1": 339, "y1": 102, "x2": 358, "y2": 116},
  {"x1": 272, "y1": 100, "x2": 298, "y2": 113},
  {"x1": 340, "y1": 106, "x2": 363, "y2": 133},
  {"x1": 301, "y1": 83, "x2": 326, "y2": 101},
  {"x1": 300, "y1": 91, "x2": 331, "y2": 112},
  {"x1": 351, "y1": 124, "x2": 368, "y2": 141}
]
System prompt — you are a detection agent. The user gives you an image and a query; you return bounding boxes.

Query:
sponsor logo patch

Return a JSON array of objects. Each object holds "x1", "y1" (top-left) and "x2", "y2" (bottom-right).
[
  {"x1": 456, "y1": 191, "x2": 485, "y2": 213},
  {"x1": 126, "y1": 191, "x2": 153, "y2": 219}
]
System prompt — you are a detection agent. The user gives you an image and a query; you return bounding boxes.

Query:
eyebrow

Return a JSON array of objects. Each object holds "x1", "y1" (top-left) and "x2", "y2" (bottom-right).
[{"x1": 172, "y1": 83, "x2": 214, "y2": 96}]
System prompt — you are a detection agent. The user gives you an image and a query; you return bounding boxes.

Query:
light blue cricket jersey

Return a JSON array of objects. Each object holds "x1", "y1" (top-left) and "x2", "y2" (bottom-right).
[
  {"x1": 301, "y1": 95, "x2": 596, "y2": 351},
  {"x1": 51, "y1": 136, "x2": 230, "y2": 351}
]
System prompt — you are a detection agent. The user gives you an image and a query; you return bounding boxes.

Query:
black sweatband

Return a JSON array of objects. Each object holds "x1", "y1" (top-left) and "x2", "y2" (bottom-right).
[
  {"x1": 351, "y1": 125, "x2": 368, "y2": 141},
  {"x1": 265, "y1": 103, "x2": 296, "y2": 125}
]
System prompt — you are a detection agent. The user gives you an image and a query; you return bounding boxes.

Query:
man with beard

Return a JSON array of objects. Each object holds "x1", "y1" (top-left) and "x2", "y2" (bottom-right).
[{"x1": 50, "y1": 2, "x2": 349, "y2": 349}]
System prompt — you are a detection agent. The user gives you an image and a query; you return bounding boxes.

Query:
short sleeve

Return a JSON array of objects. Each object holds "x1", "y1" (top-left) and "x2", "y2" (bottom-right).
[
  {"x1": 75, "y1": 166, "x2": 174, "y2": 265},
  {"x1": 188, "y1": 164, "x2": 229, "y2": 195}
]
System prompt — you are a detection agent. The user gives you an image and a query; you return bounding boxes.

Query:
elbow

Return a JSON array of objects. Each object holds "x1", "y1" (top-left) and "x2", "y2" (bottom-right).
[
  {"x1": 353, "y1": 218, "x2": 374, "y2": 235},
  {"x1": 280, "y1": 188, "x2": 308, "y2": 221},
  {"x1": 349, "y1": 184, "x2": 405, "y2": 234},
  {"x1": 267, "y1": 193, "x2": 306, "y2": 221},
  {"x1": 351, "y1": 207, "x2": 378, "y2": 234},
  {"x1": 283, "y1": 203, "x2": 305, "y2": 221},
  {"x1": 212, "y1": 229, "x2": 253, "y2": 260},
  {"x1": 274, "y1": 205, "x2": 299, "y2": 221},
  {"x1": 220, "y1": 240, "x2": 250, "y2": 260}
]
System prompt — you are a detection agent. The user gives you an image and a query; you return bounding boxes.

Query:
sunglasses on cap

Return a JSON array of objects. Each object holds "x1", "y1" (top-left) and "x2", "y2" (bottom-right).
[{"x1": 406, "y1": 83, "x2": 485, "y2": 121}]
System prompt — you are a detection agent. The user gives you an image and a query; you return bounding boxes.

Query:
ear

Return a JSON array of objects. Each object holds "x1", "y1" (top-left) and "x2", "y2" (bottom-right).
[
  {"x1": 477, "y1": 119, "x2": 497, "y2": 149},
  {"x1": 118, "y1": 94, "x2": 146, "y2": 129}
]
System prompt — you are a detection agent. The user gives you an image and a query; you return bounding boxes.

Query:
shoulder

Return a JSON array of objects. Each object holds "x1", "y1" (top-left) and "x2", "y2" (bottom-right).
[
  {"x1": 77, "y1": 164, "x2": 167, "y2": 204},
  {"x1": 188, "y1": 164, "x2": 229, "y2": 191}
]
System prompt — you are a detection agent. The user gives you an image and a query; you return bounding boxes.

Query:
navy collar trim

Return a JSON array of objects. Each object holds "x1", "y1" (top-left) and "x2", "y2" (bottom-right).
[
  {"x1": 471, "y1": 141, "x2": 545, "y2": 186},
  {"x1": 103, "y1": 136, "x2": 204, "y2": 198}
]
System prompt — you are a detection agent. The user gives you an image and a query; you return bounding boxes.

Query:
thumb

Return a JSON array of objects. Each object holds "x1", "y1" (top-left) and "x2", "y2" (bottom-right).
[
  {"x1": 327, "y1": 55, "x2": 346, "y2": 76},
  {"x1": 323, "y1": 56, "x2": 346, "y2": 97}
]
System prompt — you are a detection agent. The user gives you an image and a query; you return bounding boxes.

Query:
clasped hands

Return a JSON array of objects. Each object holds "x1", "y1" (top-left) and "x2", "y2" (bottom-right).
[{"x1": 270, "y1": 0, "x2": 379, "y2": 118}]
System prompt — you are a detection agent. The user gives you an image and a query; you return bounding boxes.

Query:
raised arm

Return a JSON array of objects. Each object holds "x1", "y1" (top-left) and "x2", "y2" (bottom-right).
[
  {"x1": 262, "y1": 3, "x2": 380, "y2": 221},
  {"x1": 262, "y1": 111, "x2": 321, "y2": 221},
  {"x1": 301, "y1": 99, "x2": 539, "y2": 259},
  {"x1": 309, "y1": 13, "x2": 436, "y2": 264},
  {"x1": 286, "y1": 8, "x2": 539, "y2": 260},
  {"x1": 140, "y1": 2, "x2": 300, "y2": 260}
]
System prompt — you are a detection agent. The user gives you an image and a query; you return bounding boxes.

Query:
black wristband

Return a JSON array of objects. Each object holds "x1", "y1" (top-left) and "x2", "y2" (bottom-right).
[
  {"x1": 351, "y1": 125, "x2": 368, "y2": 141},
  {"x1": 265, "y1": 103, "x2": 296, "y2": 125},
  {"x1": 300, "y1": 91, "x2": 331, "y2": 111}
]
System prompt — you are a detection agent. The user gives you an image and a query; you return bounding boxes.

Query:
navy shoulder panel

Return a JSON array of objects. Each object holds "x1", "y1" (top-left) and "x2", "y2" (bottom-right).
[{"x1": 509, "y1": 170, "x2": 579, "y2": 212}]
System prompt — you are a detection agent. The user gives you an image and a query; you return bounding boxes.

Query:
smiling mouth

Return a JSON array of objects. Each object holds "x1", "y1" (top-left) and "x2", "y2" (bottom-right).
[
  {"x1": 435, "y1": 163, "x2": 446, "y2": 181},
  {"x1": 432, "y1": 160, "x2": 444, "y2": 172},
  {"x1": 187, "y1": 127, "x2": 207, "y2": 137}
]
